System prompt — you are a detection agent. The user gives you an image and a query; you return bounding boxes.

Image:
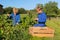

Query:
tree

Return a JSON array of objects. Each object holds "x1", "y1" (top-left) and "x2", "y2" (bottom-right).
[
  {"x1": 43, "y1": 1, "x2": 58, "y2": 16},
  {"x1": 0, "y1": 4, "x2": 3, "y2": 14},
  {"x1": 4, "y1": 7, "x2": 13, "y2": 14},
  {"x1": 57, "y1": 9, "x2": 60, "y2": 16},
  {"x1": 19, "y1": 8, "x2": 27, "y2": 14},
  {"x1": 36, "y1": 4, "x2": 43, "y2": 9}
]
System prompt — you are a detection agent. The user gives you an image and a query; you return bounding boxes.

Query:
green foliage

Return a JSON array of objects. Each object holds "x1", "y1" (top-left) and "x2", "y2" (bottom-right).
[
  {"x1": 44, "y1": 1, "x2": 58, "y2": 16},
  {"x1": 0, "y1": 1, "x2": 60, "y2": 40},
  {"x1": 0, "y1": 12, "x2": 60, "y2": 40},
  {"x1": 4, "y1": 7, "x2": 13, "y2": 14},
  {"x1": 19, "y1": 8, "x2": 27, "y2": 14},
  {"x1": 0, "y1": 14, "x2": 32, "y2": 40},
  {"x1": 36, "y1": 4, "x2": 43, "y2": 9}
]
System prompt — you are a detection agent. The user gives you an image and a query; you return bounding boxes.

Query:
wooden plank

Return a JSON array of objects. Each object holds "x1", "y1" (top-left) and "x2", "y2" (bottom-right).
[{"x1": 29, "y1": 27, "x2": 54, "y2": 37}]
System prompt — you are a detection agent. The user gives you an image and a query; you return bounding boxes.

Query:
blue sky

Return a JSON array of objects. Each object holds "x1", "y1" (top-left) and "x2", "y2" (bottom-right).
[{"x1": 0, "y1": 0, "x2": 60, "y2": 10}]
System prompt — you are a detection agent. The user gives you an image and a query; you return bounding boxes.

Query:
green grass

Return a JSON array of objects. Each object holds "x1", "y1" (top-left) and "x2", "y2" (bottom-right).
[{"x1": 30, "y1": 19, "x2": 60, "y2": 40}]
